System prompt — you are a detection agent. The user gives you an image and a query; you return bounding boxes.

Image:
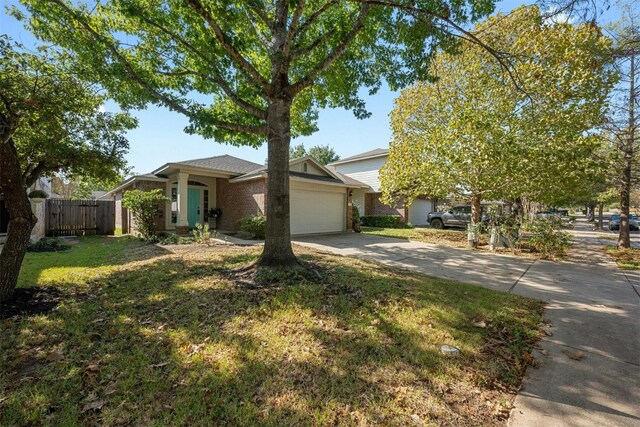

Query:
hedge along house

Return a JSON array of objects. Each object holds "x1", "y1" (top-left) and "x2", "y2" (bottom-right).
[
  {"x1": 327, "y1": 149, "x2": 434, "y2": 226},
  {"x1": 103, "y1": 155, "x2": 368, "y2": 236}
]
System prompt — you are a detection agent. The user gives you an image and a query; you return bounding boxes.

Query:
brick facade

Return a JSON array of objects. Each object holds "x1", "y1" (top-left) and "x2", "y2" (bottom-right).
[
  {"x1": 365, "y1": 192, "x2": 408, "y2": 222},
  {"x1": 216, "y1": 178, "x2": 267, "y2": 231}
]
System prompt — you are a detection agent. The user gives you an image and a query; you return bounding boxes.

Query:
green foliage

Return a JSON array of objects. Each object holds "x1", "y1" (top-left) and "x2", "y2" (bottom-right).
[
  {"x1": 380, "y1": 6, "x2": 616, "y2": 207},
  {"x1": 525, "y1": 219, "x2": 572, "y2": 259},
  {"x1": 360, "y1": 215, "x2": 410, "y2": 229},
  {"x1": 159, "y1": 234, "x2": 195, "y2": 245},
  {"x1": 192, "y1": 223, "x2": 214, "y2": 245},
  {"x1": 289, "y1": 143, "x2": 340, "y2": 165},
  {"x1": 27, "y1": 190, "x2": 49, "y2": 199},
  {"x1": 352, "y1": 205, "x2": 362, "y2": 233},
  {"x1": 0, "y1": 38, "x2": 135, "y2": 188},
  {"x1": 239, "y1": 214, "x2": 266, "y2": 239},
  {"x1": 14, "y1": 1, "x2": 497, "y2": 145},
  {"x1": 26, "y1": 237, "x2": 70, "y2": 252},
  {"x1": 121, "y1": 189, "x2": 169, "y2": 240}
]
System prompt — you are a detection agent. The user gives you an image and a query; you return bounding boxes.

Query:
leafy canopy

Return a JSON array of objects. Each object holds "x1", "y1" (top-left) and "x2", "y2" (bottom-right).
[
  {"x1": 0, "y1": 37, "x2": 135, "y2": 187},
  {"x1": 380, "y1": 6, "x2": 616, "y2": 206},
  {"x1": 14, "y1": 0, "x2": 496, "y2": 145},
  {"x1": 289, "y1": 143, "x2": 340, "y2": 164}
]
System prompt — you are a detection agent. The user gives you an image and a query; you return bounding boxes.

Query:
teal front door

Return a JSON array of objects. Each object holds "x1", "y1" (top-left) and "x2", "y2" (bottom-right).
[{"x1": 187, "y1": 188, "x2": 201, "y2": 228}]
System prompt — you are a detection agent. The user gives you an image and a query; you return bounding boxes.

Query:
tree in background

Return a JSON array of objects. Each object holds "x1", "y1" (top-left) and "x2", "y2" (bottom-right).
[
  {"x1": 52, "y1": 173, "x2": 129, "y2": 200},
  {"x1": 0, "y1": 39, "x2": 134, "y2": 302},
  {"x1": 380, "y1": 6, "x2": 615, "y2": 225},
  {"x1": 606, "y1": 4, "x2": 639, "y2": 248},
  {"x1": 289, "y1": 143, "x2": 340, "y2": 165},
  {"x1": 15, "y1": 0, "x2": 499, "y2": 272}
]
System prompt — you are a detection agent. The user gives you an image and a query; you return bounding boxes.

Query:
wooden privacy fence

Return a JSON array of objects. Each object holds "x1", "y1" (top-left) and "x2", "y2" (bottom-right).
[{"x1": 46, "y1": 199, "x2": 115, "y2": 236}]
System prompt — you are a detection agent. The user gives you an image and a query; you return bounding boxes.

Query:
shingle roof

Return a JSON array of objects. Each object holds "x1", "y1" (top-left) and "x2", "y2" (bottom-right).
[
  {"x1": 328, "y1": 148, "x2": 389, "y2": 165},
  {"x1": 175, "y1": 155, "x2": 263, "y2": 175}
]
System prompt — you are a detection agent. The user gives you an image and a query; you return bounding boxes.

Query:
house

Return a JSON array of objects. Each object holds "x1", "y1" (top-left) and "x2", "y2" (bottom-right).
[
  {"x1": 103, "y1": 155, "x2": 369, "y2": 235},
  {"x1": 328, "y1": 149, "x2": 434, "y2": 225}
]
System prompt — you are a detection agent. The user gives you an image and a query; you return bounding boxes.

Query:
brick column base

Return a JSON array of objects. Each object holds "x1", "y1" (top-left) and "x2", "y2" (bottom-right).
[{"x1": 175, "y1": 226, "x2": 190, "y2": 235}]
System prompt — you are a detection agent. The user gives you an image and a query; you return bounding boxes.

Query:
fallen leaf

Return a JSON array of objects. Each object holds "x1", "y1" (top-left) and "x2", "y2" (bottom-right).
[
  {"x1": 46, "y1": 350, "x2": 64, "y2": 362},
  {"x1": 92, "y1": 318, "x2": 105, "y2": 323},
  {"x1": 565, "y1": 350, "x2": 585, "y2": 361},
  {"x1": 81, "y1": 400, "x2": 106, "y2": 413},
  {"x1": 150, "y1": 361, "x2": 169, "y2": 368},
  {"x1": 473, "y1": 320, "x2": 487, "y2": 328},
  {"x1": 85, "y1": 364, "x2": 100, "y2": 373},
  {"x1": 370, "y1": 319, "x2": 380, "y2": 326}
]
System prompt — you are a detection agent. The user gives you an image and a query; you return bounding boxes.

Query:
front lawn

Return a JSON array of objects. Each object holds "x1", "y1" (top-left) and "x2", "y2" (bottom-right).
[
  {"x1": 606, "y1": 247, "x2": 640, "y2": 270},
  {"x1": 362, "y1": 226, "x2": 488, "y2": 248},
  {"x1": 1, "y1": 237, "x2": 543, "y2": 426}
]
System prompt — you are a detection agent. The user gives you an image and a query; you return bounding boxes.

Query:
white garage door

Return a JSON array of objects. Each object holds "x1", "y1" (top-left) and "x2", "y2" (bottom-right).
[
  {"x1": 408, "y1": 199, "x2": 433, "y2": 226},
  {"x1": 291, "y1": 188, "x2": 346, "y2": 235}
]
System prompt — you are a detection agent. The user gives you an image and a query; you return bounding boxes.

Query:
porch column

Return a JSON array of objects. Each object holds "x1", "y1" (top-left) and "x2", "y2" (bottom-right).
[
  {"x1": 165, "y1": 180, "x2": 172, "y2": 230},
  {"x1": 176, "y1": 172, "x2": 189, "y2": 228}
]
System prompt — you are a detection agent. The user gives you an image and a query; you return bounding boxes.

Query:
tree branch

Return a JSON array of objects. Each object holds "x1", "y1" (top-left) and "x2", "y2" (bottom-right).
[
  {"x1": 292, "y1": 0, "x2": 339, "y2": 40},
  {"x1": 184, "y1": 0, "x2": 270, "y2": 90},
  {"x1": 289, "y1": 3, "x2": 371, "y2": 96},
  {"x1": 284, "y1": 0, "x2": 306, "y2": 56}
]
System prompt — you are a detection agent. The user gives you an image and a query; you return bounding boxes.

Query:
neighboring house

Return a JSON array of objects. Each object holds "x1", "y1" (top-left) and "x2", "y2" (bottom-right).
[
  {"x1": 0, "y1": 177, "x2": 51, "y2": 240},
  {"x1": 327, "y1": 149, "x2": 433, "y2": 226},
  {"x1": 103, "y1": 155, "x2": 369, "y2": 235}
]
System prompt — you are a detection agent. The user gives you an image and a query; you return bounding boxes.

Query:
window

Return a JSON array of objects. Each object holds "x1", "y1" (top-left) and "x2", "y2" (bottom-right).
[
  {"x1": 204, "y1": 190, "x2": 209, "y2": 221},
  {"x1": 303, "y1": 162, "x2": 308, "y2": 172},
  {"x1": 171, "y1": 188, "x2": 177, "y2": 224}
]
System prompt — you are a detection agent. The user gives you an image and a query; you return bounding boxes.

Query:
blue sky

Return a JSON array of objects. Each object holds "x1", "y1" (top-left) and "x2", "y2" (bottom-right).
[{"x1": 1, "y1": 0, "x2": 618, "y2": 174}]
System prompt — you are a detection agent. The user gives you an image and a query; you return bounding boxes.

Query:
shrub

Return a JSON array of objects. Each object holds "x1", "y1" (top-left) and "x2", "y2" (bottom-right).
[
  {"x1": 525, "y1": 218, "x2": 571, "y2": 259},
  {"x1": 122, "y1": 189, "x2": 169, "y2": 240},
  {"x1": 159, "y1": 234, "x2": 194, "y2": 245},
  {"x1": 192, "y1": 223, "x2": 214, "y2": 244},
  {"x1": 239, "y1": 214, "x2": 266, "y2": 239},
  {"x1": 352, "y1": 205, "x2": 362, "y2": 232},
  {"x1": 360, "y1": 215, "x2": 409, "y2": 229},
  {"x1": 27, "y1": 237, "x2": 70, "y2": 252},
  {"x1": 28, "y1": 189, "x2": 49, "y2": 199}
]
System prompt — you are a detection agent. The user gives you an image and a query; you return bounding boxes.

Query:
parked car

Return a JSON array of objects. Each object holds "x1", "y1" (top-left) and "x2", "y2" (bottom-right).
[
  {"x1": 608, "y1": 214, "x2": 639, "y2": 231},
  {"x1": 427, "y1": 206, "x2": 487, "y2": 229}
]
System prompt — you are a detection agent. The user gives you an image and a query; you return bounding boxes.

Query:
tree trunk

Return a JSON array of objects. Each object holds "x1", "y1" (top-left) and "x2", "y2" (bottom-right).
[
  {"x1": 257, "y1": 95, "x2": 299, "y2": 267},
  {"x1": 470, "y1": 193, "x2": 482, "y2": 224},
  {"x1": 0, "y1": 137, "x2": 38, "y2": 303},
  {"x1": 618, "y1": 47, "x2": 635, "y2": 249},
  {"x1": 598, "y1": 203, "x2": 604, "y2": 231}
]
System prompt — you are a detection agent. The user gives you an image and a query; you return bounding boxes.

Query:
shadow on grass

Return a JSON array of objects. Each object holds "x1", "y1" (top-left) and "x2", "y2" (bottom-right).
[{"x1": 1, "y1": 244, "x2": 543, "y2": 426}]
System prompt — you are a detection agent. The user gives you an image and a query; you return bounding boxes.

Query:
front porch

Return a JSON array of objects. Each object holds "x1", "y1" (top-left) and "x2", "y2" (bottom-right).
[{"x1": 161, "y1": 171, "x2": 219, "y2": 234}]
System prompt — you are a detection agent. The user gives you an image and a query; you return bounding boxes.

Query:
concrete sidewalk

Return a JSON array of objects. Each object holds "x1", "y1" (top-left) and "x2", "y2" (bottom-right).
[
  {"x1": 508, "y1": 221, "x2": 640, "y2": 427},
  {"x1": 295, "y1": 223, "x2": 640, "y2": 426}
]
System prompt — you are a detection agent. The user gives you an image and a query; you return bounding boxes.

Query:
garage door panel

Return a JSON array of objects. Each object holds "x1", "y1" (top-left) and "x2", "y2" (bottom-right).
[
  {"x1": 408, "y1": 199, "x2": 432, "y2": 226},
  {"x1": 291, "y1": 189, "x2": 346, "y2": 235}
]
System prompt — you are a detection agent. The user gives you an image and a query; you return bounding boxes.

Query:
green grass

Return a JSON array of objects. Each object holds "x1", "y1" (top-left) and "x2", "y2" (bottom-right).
[
  {"x1": 1, "y1": 237, "x2": 544, "y2": 426},
  {"x1": 606, "y1": 247, "x2": 640, "y2": 270},
  {"x1": 362, "y1": 226, "x2": 487, "y2": 248}
]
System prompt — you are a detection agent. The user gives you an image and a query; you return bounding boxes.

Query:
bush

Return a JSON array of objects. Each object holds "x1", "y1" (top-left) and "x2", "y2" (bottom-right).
[
  {"x1": 27, "y1": 237, "x2": 70, "y2": 252},
  {"x1": 192, "y1": 223, "x2": 214, "y2": 244},
  {"x1": 122, "y1": 189, "x2": 169, "y2": 240},
  {"x1": 239, "y1": 214, "x2": 266, "y2": 239},
  {"x1": 360, "y1": 215, "x2": 409, "y2": 229},
  {"x1": 525, "y1": 218, "x2": 571, "y2": 259},
  {"x1": 159, "y1": 234, "x2": 194, "y2": 245},
  {"x1": 352, "y1": 205, "x2": 362, "y2": 232}
]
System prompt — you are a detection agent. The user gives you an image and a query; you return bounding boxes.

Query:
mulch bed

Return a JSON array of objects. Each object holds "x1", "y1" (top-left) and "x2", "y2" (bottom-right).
[{"x1": 0, "y1": 287, "x2": 64, "y2": 319}]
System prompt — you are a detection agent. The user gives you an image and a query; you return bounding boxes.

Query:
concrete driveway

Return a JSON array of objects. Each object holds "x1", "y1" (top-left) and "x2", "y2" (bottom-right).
[
  {"x1": 295, "y1": 223, "x2": 640, "y2": 426},
  {"x1": 295, "y1": 233, "x2": 536, "y2": 292}
]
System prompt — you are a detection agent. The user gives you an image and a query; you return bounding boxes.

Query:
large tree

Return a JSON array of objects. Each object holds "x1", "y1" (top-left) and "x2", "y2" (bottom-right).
[
  {"x1": 0, "y1": 39, "x2": 134, "y2": 302},
  {"x1": 289, "y1": 143, "x2": 340, "y2": 164},
  {"x1": 380, "y1": 6, "x2": 615, "y2": 224},
  {"x1": 606, "y1": 4, "x2": 639, "y2": 248},
  {"x1": 14, "y1": 0, "x2": 498, "y2": 270}
]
